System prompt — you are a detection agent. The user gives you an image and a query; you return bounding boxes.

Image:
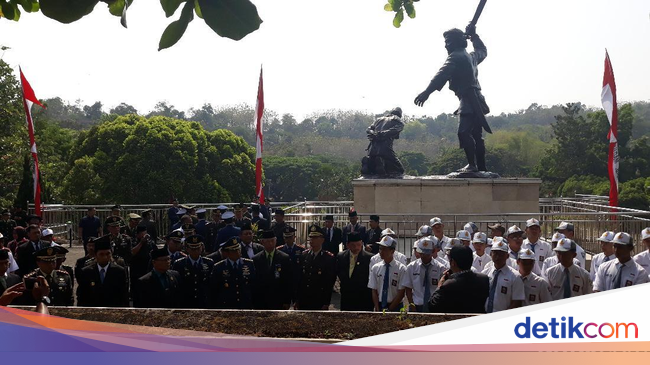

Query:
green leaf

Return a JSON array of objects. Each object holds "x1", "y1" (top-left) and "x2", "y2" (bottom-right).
[
  {"x1": 158, "y1": 1, "x2": 194, "y2": 51},
  {"x1": 108, "y1": 0, "x2": 123, "y2": 16},
  {"x1": 15, "y1": 0, "x2": 37, "y2": 12},
  {"x1": 383, "y1": 2, "x2": 392, "y2": 12},
  {"x1": 1, "y1": 1, "x2": 16, "y2": 20},
  {"x1": 160, "y1": 0, "x2": 183, "y2": 17},
  {"x1": 194, "y1": 0, "x2": 202, "y2": 18},
  {"x1": 404, "y1": 1, "x2": 415, "y2": 19},
  {"x1": 393, "y1": 9, "x2": 404, "y2": 28},
  {"x1": 198, "y1": 0, "x2": 262, "y2": 41},
  {"x1": 390, "y1": 0, "x2": 402, "y2": 12},
  {"x1": 40, "y1": 0, "x2": 99, "y2": 24}
]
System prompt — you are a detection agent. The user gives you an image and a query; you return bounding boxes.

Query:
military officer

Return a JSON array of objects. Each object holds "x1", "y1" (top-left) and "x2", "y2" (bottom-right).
[
  {"x1": 123, "y1": 213, "x2": 142, "y2": 239},
  {"x1": 250, "y1": 203, "x2": 269, "y2": 231},
  {"x1": 205, "y1": 208, "x2": 226, "y2": 253},
  {"x1": 296, "y1": 225, "x2": 336, "y2": 310},
  {"x1": 368, "y1": 236, "x2": 408, "y2": 312},
  {"x1": 633, "y1": 227, "x2": 650, "y2": 277},
  {"x1": 22, "y1": 246, "x2": 73, "y2": 306},
  {"x1": 130, "y1": 226, "x2": 155, "y2": 294},
  {"x1": 482, "y1": 237, "x2": 524, "y2": 313},
  {"x1": 233, "y1": 203, "x2": 251, "y2": 229},
  {"x1": 77, "y1": 238, "x2": 129, "y2": 307},
  {"x1": 134, "y1": 248, "x2": 181, "y2": 308},
  {"x1": 517, "y1": 249, "x2": 551, "y2": 306},
  {"x1": 590, "y1": 231, "x2": 616, "y2": 281},
  {"x1": 215, "y1": 211, "x2": 241, "y2": 249},
  {"x1": 194, "y1": 208, "x2": 209, "y2": 238},
  {"x1": 270, "y1": 208, "x2": 288, "y2": 247},
  {"x1": 54, "y1": 246, "x2": 74, "y2": 287},
  {"x1": 545, "y1": 238, "x2": 592, "y2": 300},
  {"x1": 165, "y1": 230, "x2": 187, "y2": 263},
  {"x1": 593, "y1": 232, "x2": 649, "y2": 292},
  {"x1": 277, "y1": 226, "x2": 305, "y2": 304},
  {"x1": 522, "y1": 218, "x2": 553, "y2": 269},
  {"x1": 172, "y1": 235, "x2": 214, "y2": 308},
  {"x1": 404, "y1": 237, "x2": 446, "y2": 312},
  {"x1": 252, "y1": 230, "x2": 293, "y2": 310},
  {"x1": 106, "y1": 216, "x2": 133, "y2": 264},
  {"x1": 210, "y1": 236, "x2": 256, "y2": 309}
]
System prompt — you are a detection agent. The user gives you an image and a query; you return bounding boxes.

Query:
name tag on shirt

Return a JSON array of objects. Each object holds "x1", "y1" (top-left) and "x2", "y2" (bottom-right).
[{"x1": 501, "y1": 286, "x2": 508, "y2": 294}]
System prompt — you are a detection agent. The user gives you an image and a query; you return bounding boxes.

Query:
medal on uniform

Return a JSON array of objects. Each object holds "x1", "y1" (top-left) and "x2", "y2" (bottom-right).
[{"x1": 90, "y1": 282, "x2": 95, "y2": 286}]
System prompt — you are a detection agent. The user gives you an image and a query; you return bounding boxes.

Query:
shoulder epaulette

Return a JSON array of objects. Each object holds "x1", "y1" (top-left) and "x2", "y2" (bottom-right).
[
  {"x1": 203, "y1": 257, "x2": 214, "y2": 263},
  {"x1": 174, "y1": 256, "x2": 188, "y2": 263},
  {"x1": 216, "y1": 259, "x2": 227, "y2": 265},
  {"x1": 242, "y1": 258, "x2": 253, "y2": 262},
  {"x1": 57, "y1": 269, "x2": 70, "y2": 276},
  {"x1": 324, "y1": 251, "x2": 334, "y2": 257},
  {"x1": 296, "y1": 244, "x2": 306, "y2": 249},
  {"x1": 277, "y1": 245, "x2": 285, "y2": 250},
  {"x1": 24, "y1": 269, "x2": 38, "y2": 277}
]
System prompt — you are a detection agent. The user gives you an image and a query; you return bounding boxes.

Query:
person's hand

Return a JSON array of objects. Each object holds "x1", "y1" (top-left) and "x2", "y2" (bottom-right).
[
  {"x1": 0, "y1": 282, "x2": 25, "y2": 306},
  {"x1": 438, "y1": 269, "x2": 451, "y2": 288},
  {"x1": 31, "y1": 276, "x2": 50, "y2": 301},
  {"x1": 414, "y1": 92, "x2": 429, "y2": 107},
  {"x1": 364, "y1": 245, "x2": 372, "y2": 252},
  {"x1": 466, "y1": 23, "x2": 477, "y2": 37}
]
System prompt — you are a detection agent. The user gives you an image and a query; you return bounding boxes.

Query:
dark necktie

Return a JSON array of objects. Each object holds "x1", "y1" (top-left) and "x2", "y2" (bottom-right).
[
  {"x1": 381, "y1": 263, "x2": 390, "y2": 309},
  {"x1": 423, "y1": 263, "x2": 431, "y2": 312},
  {"x1": 563, "y1": 267, "x2": 571, "y2": 298},
  {"x1": 487, "y1": 269, "x2": 500, "y2": 313},
  {"x1": 604, "y1": 256, "x2": 611, "y2": 262},
  {"x1": 100, "y1": 268, "x2": 106, "y2": 284},
  {"x1": 613, "y1": 263, "x2": 625, "y2": 289},
  {"x1": 530, "y1": 243, "x2": 536, "y2": 253}
]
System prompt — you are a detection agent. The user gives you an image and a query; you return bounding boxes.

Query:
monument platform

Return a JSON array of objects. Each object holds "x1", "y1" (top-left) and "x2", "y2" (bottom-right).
[{"x1": 353, "y1": 176, "x2": 541, "y2": 215}]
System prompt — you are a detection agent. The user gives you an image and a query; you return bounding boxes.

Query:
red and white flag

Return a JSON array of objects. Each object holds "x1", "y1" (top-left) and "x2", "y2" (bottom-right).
[
  {"x1": 254, "y1": 66, "x2": 265, "y2": 205},
  {"x1": 601, "y1": 51, "x2": 618, "y2": 208},
  {"x1": 19, "y1": 68, "x2": 45, "y2": 216}
]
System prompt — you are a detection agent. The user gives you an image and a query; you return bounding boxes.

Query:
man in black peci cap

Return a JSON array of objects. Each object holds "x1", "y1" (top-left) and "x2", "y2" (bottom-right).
[
  {"x1": 77, "y1": 236, "x2": 129, "y2": 307},
  {"x1": 366, "y1": 215, "x2": 382, "y2": 254},
  {"x1": 270, "y1": 208, "x2": 288, "y2": 247},
  {"x1": 296, "y1": 224, "x2": 336, "y2": 310},
  {"x1": 210, "y1": 236, "x2": 256, "y2": 309},
  {"x1": 342, "y1": 210, "x2": 366, "y2": 246},
  {"x1": 323, "y1": 215, "x2": 343, "y2": 256},
  {"x1": 134, "y1": 247, "x2": 181, "y2": 308},
  {"x1": 337, "y1": 232, "x2": 374, "y2": 311},
  {"x1": 252, "y1": 230, "x2": 292, "y2": 310}
]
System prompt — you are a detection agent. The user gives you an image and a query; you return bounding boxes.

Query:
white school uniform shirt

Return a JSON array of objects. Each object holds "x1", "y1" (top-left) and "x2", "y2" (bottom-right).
[
  {"x1": 403, "y1": 258, "x2": 446, "y2": 305},
  {"x1": 520, "y1": 272, "x2": 552, "y2": 306},
  {"x1": 523, "y1": 238, "x2": 553, "y2": 267},
  {"x1": 589, "y1": 252, "x2": 616, "y2": 281},
  {"x1": 509, "y1": 249, "x2": 541, "y2": 276},
  {"x1": 368, "y1": 259, "x2": 408, "y2": 303},
  {"x1": 633, "y1": 251, "x2": 650, "y2": 279},
  {"x1": 436, "y1": 236, "x2": 452, "y2": 261},
  {"x1": 545, "y1": 263, "x2": 592, "y2": 300},
  {"x1": 593, "y1": 258, "x2": 649, "y2": 292},
  {"x1": 541, "y1": 255, "x2": 581, "y2": 279},
  {"x1": 472, "y1": 252, "x2": 492, "y2": 272},
  {"x1": 370, "y1": 250, "x2": 407, "y2": 267},
  {"x1": 7, "y1": 251, "x2": 19, "y2": 273},
  {"x1": 483, "y1": 257, "x2": 518, "y2": 273},
  {"x1": 482, "y1": 265, "x2": 525, "y2": 313},
  {"x1": 575, "y1": 243, "x2": 587, "y2": 268},
  {"x1": 435, "y1": 255, "x2": 449, "y2": 269}
]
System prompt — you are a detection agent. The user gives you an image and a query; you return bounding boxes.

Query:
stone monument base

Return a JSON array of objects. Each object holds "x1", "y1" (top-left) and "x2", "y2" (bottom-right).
[{"x1": 353, "y1": 176, "x2": 541, "y2": 215}]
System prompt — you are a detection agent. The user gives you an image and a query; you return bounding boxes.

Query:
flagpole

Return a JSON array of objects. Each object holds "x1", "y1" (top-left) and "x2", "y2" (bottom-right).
[{"x1": 254, "y1": 65, "x2": 265, "y2": 204}]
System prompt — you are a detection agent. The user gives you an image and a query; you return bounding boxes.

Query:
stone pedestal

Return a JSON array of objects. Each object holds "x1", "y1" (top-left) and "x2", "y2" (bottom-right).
[{"x1": 353, "y1": 177, "x2": 541, "y2": 215}]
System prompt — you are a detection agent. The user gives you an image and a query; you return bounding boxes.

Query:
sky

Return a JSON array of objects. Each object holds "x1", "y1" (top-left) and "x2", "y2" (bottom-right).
[{"x1": 1, "y1": 0, "x2": 649, "y2": 121}]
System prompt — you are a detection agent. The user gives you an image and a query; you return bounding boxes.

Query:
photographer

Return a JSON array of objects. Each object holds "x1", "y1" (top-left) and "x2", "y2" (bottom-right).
[
  {"x1": 0, "y1": 276, "x2": 51, "y2": 314},
  {"x1": 130, "y1": 226, "x2": 155, "y2": 294}
]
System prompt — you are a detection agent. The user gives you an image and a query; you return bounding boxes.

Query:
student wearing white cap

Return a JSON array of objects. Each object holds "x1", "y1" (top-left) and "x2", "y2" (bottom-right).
[
  {"x1": 430, "y1": 217, "x2": 452, "y2": 261},
  {"x1": 456, "y1": 230, "x2": 475, "y2": 252},
  {"x1": 472, "y1": 232, "x2": 492, "y2": 272},
  {"x1": 554, "y1": 221, "x2": 586, "y2": 268},
  {"x1": 633, "y1": 227, "x2": 650, "y2": 278},
  {"x1": 412, "y1": 225, "x2": 433, "y2": 260},
  {"x1": 522, "y1": 218, "x2": 552, "y2": 269},
  {"x1": 507, "y1": 225, "x2": 541, "y2": 276},
  {"x1": 545, "y1": 238, "x2": 592, "y2": 300},
  {"x1": 482, "y1": 236, "x2": 524, "y2": 313},
  {"x1": 0, "y1": 233, "x2": 19, "y2": 274},
  {"x1": 370, "y1": 236, "x2": 407, "y2": 268},
  {"x1": 541, "y1": 233, "x2": 581, "y2": 279},
  {"x1": 41, "y1": 228, "x2": 55, "y2": 244},
  {"x1": 403, "y1": 237, "x2": 447, "y2": 312},
  {"x1": 482, "y1": 237, "x2": 517, "y2": 272},
  {"x1": 593, "y1": 232, "x2": 649, "y2": 292},
  {"x1": 368, "y1": 236, "x2": 408, "y2": 312},
  {"x1": 590, "y1": 231, "x2": 616, "y2": 281},
  {"x1": 517, "y1": 249, "x2": 551, "y2": 306}
]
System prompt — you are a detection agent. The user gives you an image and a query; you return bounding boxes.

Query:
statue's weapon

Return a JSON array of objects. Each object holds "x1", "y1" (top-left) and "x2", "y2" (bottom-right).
[{"x1": 466, "y1": 0, "x2": 487, "y2": 37}]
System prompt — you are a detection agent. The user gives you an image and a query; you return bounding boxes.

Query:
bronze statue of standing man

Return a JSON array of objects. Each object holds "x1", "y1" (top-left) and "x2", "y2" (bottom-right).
[{"x1": 414, "y1": 24, "x2": 492, "y2": 174}]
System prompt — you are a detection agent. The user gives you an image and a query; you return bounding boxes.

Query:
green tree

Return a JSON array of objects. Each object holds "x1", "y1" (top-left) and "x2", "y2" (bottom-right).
[
  {"x1": 402, "y1": 120, "x2": 427, "y2": 141},
  {"x1": 398, "y1": 151, "x2": 428, "y2": 176},
  {"x1": 109, "y1": 102, "x2": 139, "y2": 116}
]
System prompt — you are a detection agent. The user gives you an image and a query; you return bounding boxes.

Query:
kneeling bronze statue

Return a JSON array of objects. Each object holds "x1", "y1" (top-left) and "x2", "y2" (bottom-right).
[{"x1": 361, "y1": 107, "x2": 405, "y2": 179}]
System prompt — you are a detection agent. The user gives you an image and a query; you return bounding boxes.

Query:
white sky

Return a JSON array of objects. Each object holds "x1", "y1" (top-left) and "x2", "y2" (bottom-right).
[{"x1": 1, "y1": 0, "x2": 649, "y2": 120}]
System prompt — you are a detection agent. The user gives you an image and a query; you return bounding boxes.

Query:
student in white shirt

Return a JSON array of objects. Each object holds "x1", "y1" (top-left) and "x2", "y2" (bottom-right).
[
  {"x1": 482, "y1": 236, "x2": 524, "y2": 313},
  {"x1": 554, "y1": 221, "x2": 586, "y2": 268},
  {"x1": 590, "y1": 231, "x2": 616, "y2": 281},
  {"x1": 403, "y1": 237, "x2": 446, "y2": 312},
  {"x1": 594, "y1": 232, "x2": 649, "y2": 292},
  {"x1": 541, "y1": 233, "x2": 580, "y2": 278},
  {"x1": 633, "y1": 227, "x2": 650, "y2": 278},
  {"x1": 522, "y1": 218, "x2": 553, "y2": 268},
  {"x1": 457, "y1": 230, "x2": 475, "y2": 252},
  {"x1": 545, "y1": 238, "x2": 592, "y2": 300},
  {"x1": 368, "y1": 236, "x2": 408, "y2": 312},
  {"x1": 483, "y1": 237, "x2": 517, "y2": 272},
  {"x1": 430, "y1": 217, "x2": 452, "y2": 261},
  {"x1": 517, "y1": 248, "x2": 551, "y2": 306},
  {"x1": 472, "y1": 232, "x2": 491, "y2": 272}
]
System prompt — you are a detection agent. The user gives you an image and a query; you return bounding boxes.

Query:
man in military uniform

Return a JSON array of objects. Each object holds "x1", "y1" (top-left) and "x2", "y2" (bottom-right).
[
  {"x1": 103, "y1": 205, "x2": 125, "y2": 235},
  {"x1": 0, "y1": 209, "x2": 16, "y2": 246},
  {"x1": 106, "y1": 216, "x2": 133, "y2": 264},
  {"x1": 233, "y1": 203, "x2": 251, "y2": 229},
  {"x1": 250, "y1": 203, "x2": 269, "y2": 231},
  {"x1": 139, "y1": 209, "x2": 158, "y2": 242},
  {"x1": 181, "y1": 223, "x2": 196, "y2": 237},
  {"x1": 134, "y1": 248, "x2": 181, "y2": 308},
  {"x1": 194, "y1": 209, "x2": 209, "y2": 238},
  {"x1": 22, "y1": 246, "x2": 73, "y2": 306},
  {"x1": 130, "y1": 226, "x2": 155, "y2": 294},
  {"x1": 277, "y1": 226, "x2": 305, "y2": 304},
  {"x1": 54, "y1": 246, "x2": 74, "y2": 287},
  {"x1": 205, "y1": 207, "x2": 227, "y2": 253},
  {"x1": 77, "y1": 237, "x2": 129, "y2": 307},
  {"x1": 252, "y1": 230, "x2": 292, "y2": 310},
  {"x1": 366, "y1": 215, "x2": 383, "y2": 254},
  {"x1": 270, "y1": 208, "x2": 288, "y2": 247},
  {"x1": 342, "y1": 210, "x2": 366, "y2": 246},
  {"x1": 216, "y1": 211, "x2": 241, "y2": 249},
  {"x1": 165, "y1": 230, "x2": 187, "y2": 263},
  {"x1": 172, "y1": 235, "x2": 214, "y2": 308},
  {"x1": 123, "y1": 213, "x2": 142, "y2": 239},
  {"x1": 210, "y1": 236, "x2": 256, "y2": 309},
  {"x1": 414, "y1": 25, "x2": 491, "y2": 173},
  {"x1": 296, "y1": 225, "x2": 336, "y2": 310}
]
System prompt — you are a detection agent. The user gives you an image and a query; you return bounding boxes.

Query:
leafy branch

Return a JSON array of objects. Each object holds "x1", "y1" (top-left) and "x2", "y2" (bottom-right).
[{"x1": 384, "y1": 0, "x2": 417, "y2": 28}]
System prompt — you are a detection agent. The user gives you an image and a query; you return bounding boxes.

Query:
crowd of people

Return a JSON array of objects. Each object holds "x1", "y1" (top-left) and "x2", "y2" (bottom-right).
[{"x1": 1, "y1": 203, "x2": 649, "y2": 314}]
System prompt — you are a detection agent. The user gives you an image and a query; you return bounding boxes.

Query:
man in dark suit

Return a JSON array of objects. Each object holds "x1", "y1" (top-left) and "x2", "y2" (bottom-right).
[
  {"x1": 337, "y1": 232, "x2": 373, "y2": 311},
  {"x1": 172, "y1": 235, "x2": 214, "y2": 308},
  {"x1": 134, "y1": 248, "x2": 181, "y2": 308},
  {"x1": 16, "y1": 224, "x2": 50, "y2": 277},
  {"x1": 0, "y1": 250, "x2": 21, "y2": 295},
  {"x1": 139, "y1": 209, "x2": 158, "y2": 242},
  {"x1": 77, "y1": 236, "x2": 128, "y2": 307},
  {"x1": 297, "y1": 225, "x2": 336, "y2": 310},
  {"x1": 323, "y1": 215, "x2": 343, "y2": 255},
  {"x1": 365, "y1": 215, "x2": 383, "y2": 254},
  {"x1": 428, "y1": 246, "x2": 489, "y2": 313},
  {"x1": 342, "y1": 210, "x2": 366, "y2": 245},
  {"x1": 252, "y1": 230, "x2": 292, "y2": 310},
  {"x1": 240, "y1": 222, "x2": 264, "y2": 260}
]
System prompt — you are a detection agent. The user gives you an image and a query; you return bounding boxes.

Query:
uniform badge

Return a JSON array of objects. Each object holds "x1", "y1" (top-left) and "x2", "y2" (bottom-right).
[
  {"x1": 391, "y1": 279, "x2": 397, "y2": 286},
  {"x1": 432, "y1": 279, "x2": 438, "y2": 285},
  {"x1": 318, "y1": 270, "x2": 322, "y2": 275},
  {"x1": 625, "y1": 280, "x2": 633, "y2": 287},
  {"x1": 529, "y1": 294, "x2": 536, "y2": 302},
  {"x1": 572, "y1": 284, "x2": 580, "y2": 292},
  {"x1": 539, "y1": 256, "x2": 545, "y2": 262},
  {"x1": 500, "y1": 286, "x2": 507, "y2": 294},
  {"x1": 222, "y1": 270, "x2": 230, "y2": 278},
  {"x1": 90, "y1": 282, "x2": 95, "y2": 287},
  {"x1": 224, "y1": 283, "x2": 229, "y2": 288}
]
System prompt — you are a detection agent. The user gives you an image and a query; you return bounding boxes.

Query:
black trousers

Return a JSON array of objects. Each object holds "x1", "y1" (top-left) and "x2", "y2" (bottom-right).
[{"x1": 458, "y1": 113, "x2": 486, "y2": 170}]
